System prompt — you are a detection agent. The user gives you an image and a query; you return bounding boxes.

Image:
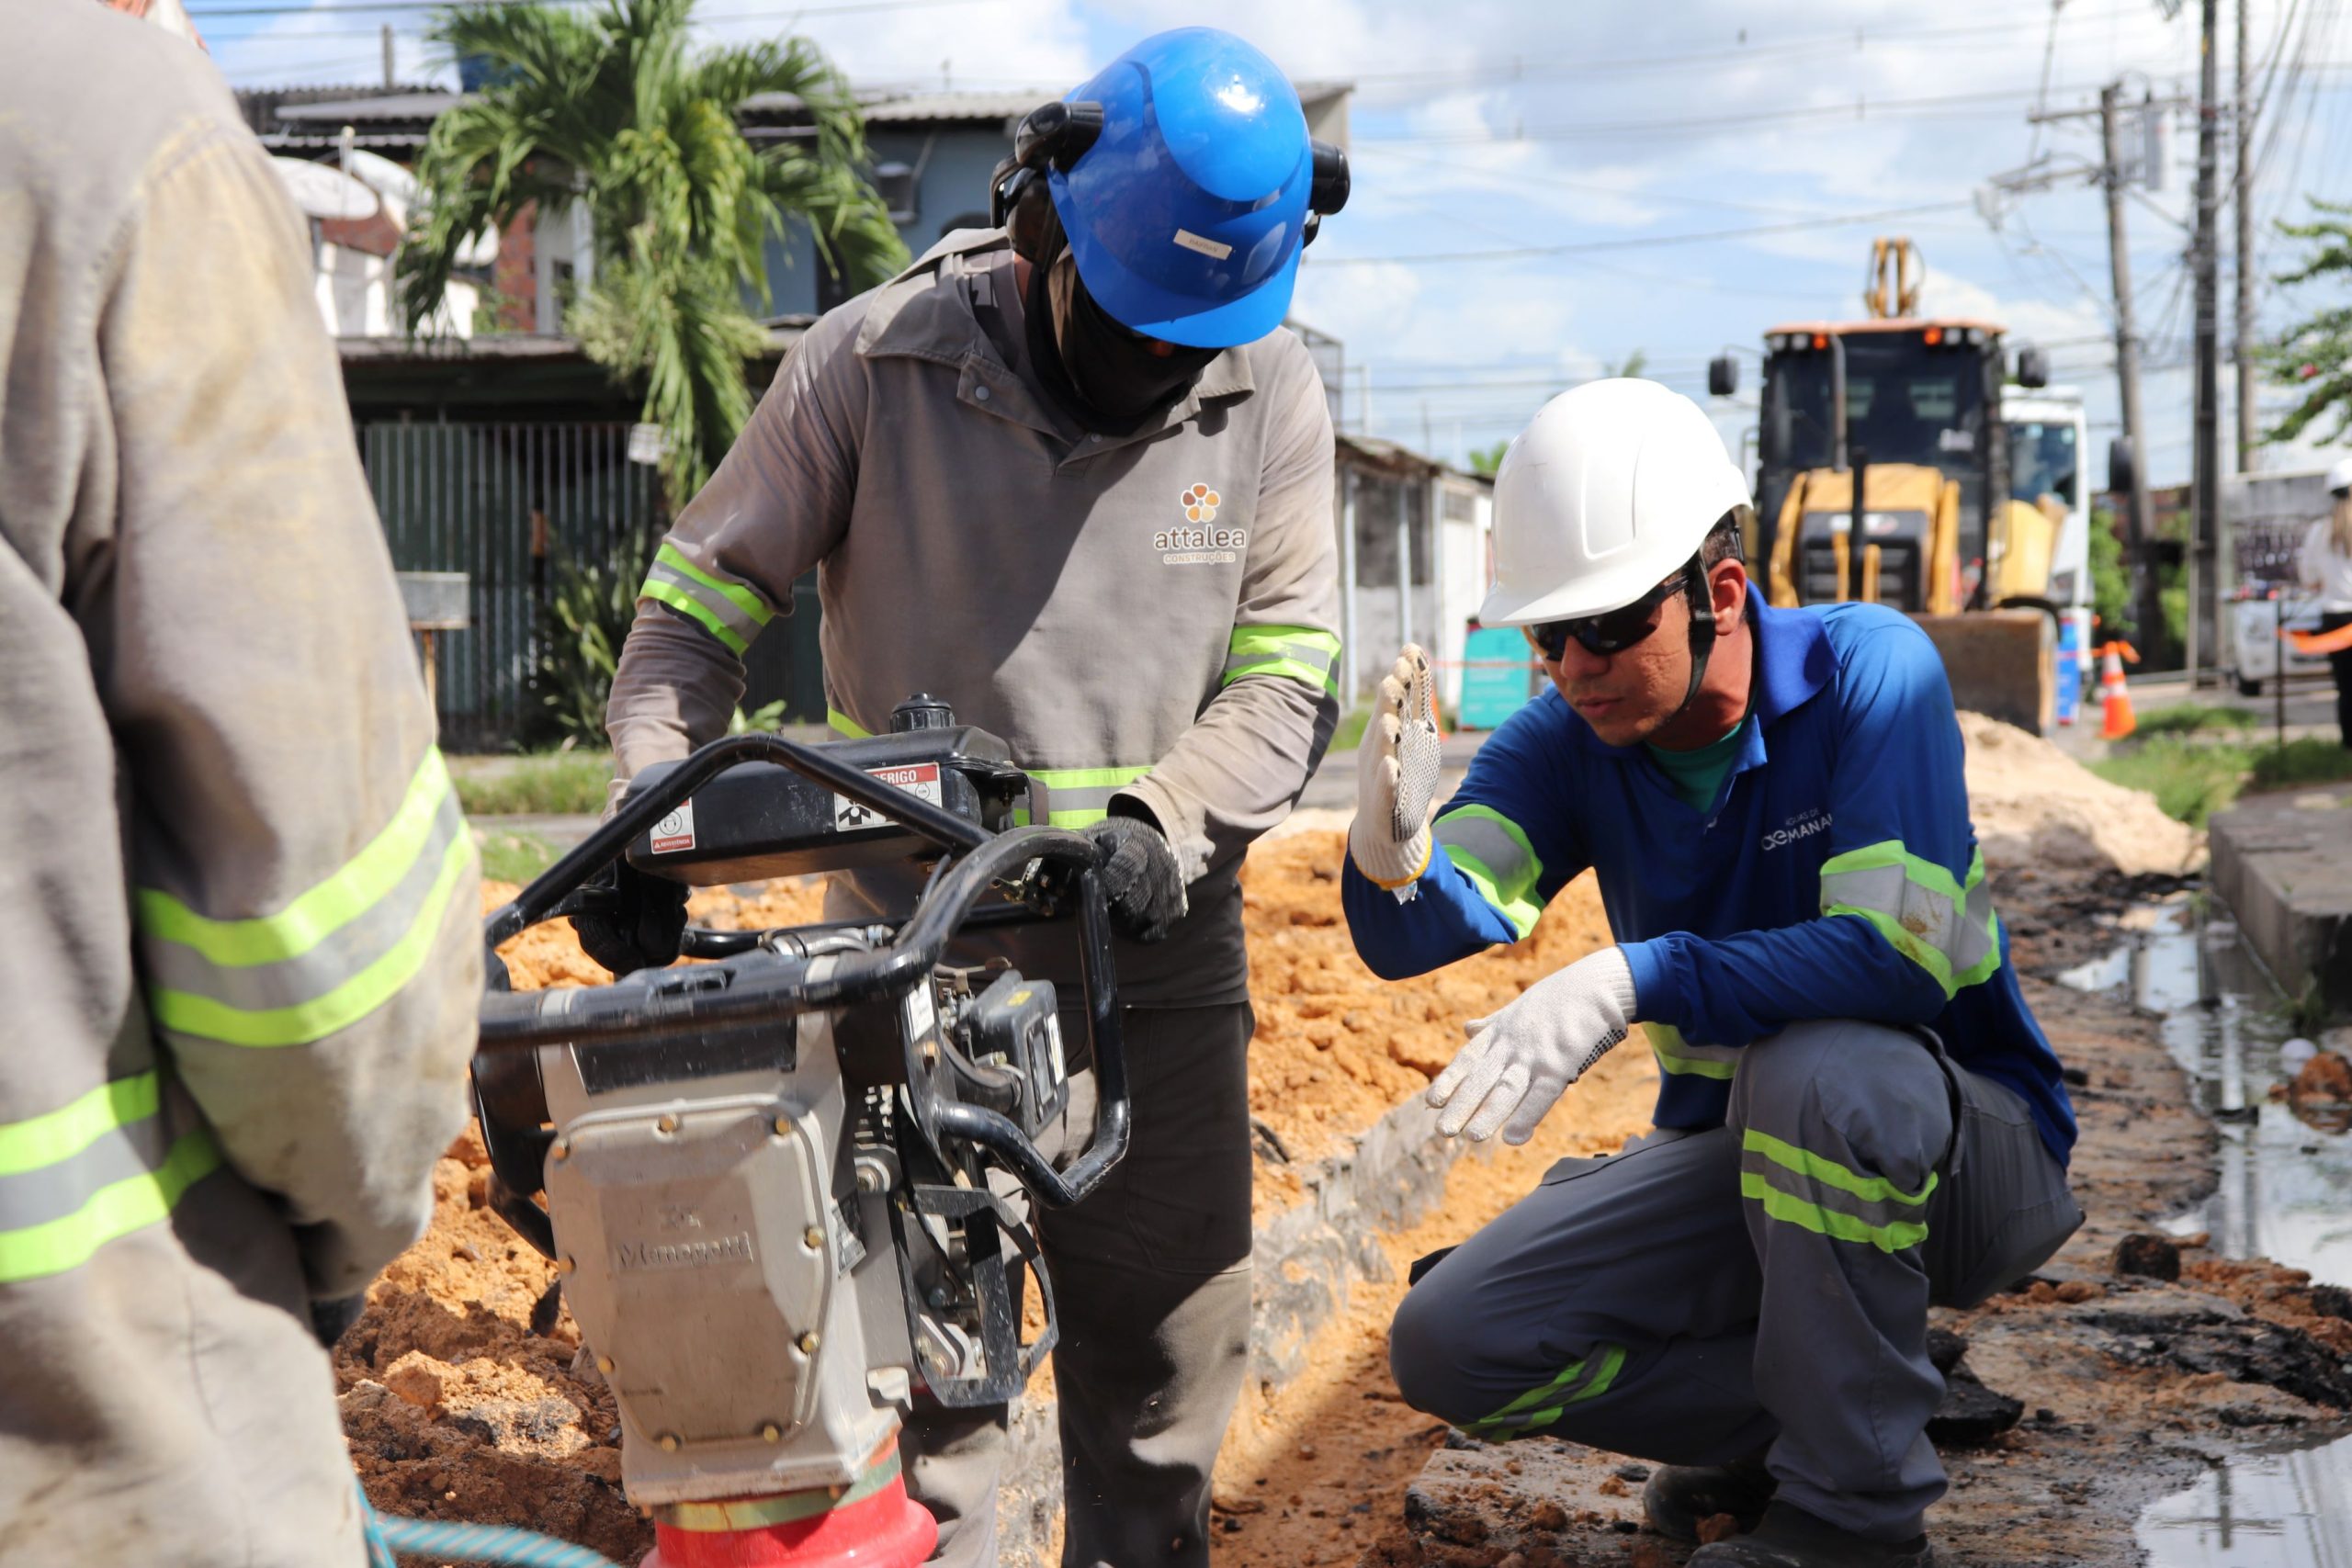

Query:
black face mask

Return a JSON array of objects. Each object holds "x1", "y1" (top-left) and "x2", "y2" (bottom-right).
[{"x1": 1023, "y1": 244, "x2": 1218, "y2": 434}]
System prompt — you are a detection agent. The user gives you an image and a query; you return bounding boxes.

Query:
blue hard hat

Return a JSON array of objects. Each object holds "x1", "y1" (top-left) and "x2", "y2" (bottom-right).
[{"x1": 1047, "y1": 28, "x2": 1317, "y2": 349}]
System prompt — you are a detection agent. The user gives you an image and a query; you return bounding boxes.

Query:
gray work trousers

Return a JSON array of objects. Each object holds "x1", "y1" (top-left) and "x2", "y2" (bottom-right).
[
  {"x1": 900, "y1": 1003, "x2": 1257, "y2": 1568},
  {"x1": 1388, "y1": 1019, "x2": 2081, "y2": 1543}
]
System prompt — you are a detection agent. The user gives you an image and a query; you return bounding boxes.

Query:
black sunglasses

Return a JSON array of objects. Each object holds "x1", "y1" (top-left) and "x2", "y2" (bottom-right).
[{"x1": 1527, "y1": 573, "x2": 1687, "y2": 661}]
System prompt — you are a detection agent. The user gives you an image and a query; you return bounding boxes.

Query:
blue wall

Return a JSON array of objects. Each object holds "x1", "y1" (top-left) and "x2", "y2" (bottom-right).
[{"x1": 761, "y1": 123, "x2": 1015, "y2": 317}]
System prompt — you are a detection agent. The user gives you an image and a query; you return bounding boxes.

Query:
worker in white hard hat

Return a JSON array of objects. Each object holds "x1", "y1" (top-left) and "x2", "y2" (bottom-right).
[
  {"x1": 1342, "y1": 379, "x2": 2082, "y2": 1568},
  {"x1": 2297, "y1": 457, "x2": 2352, "y2": 748}
]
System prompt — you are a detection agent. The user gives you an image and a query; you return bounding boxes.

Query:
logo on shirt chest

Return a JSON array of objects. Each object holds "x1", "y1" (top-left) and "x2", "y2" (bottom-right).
[
  {"x1": 1155, "y1": 482, "x2": 1246, "y2": 565},
  {"x1": 1760, "y1": 806, "x2": 1832, "y2": 852}
]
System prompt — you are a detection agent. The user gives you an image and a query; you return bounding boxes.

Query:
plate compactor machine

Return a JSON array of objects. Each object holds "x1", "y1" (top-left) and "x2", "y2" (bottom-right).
[{"x1": 472, "y1": 699, "x2": 1132, "y2": 1568}]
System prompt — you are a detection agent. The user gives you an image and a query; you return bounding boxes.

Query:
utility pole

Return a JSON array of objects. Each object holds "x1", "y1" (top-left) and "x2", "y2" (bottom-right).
[
  {"x1": 2100, "y1": 87, "x2": 2160, "y2": 577},
  {"x1": 2190, "y1": 0, "x2": 2222, "y2": 687},
  {"x1": 382, "y1": 23, "x2": 396, "y2": 89},
  {"x1": 2234, "y1": 0, "x2": 2258, "y2": 468},
  {"x1": 2007, "y1": 87, "x2": 2183, "y2": 651}
]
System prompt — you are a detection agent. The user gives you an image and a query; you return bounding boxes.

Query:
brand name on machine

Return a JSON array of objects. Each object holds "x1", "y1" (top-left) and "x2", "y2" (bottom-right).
[
  {"x1": 615, "y1": 1232, "x2": 755, "y2": 1272},
  {"x1": 1155, "y1": 525, "x2": 1247, "y2": 566},
  {"x1": 1760, "y1": 808, "x2": 1832, "y2": 852}
]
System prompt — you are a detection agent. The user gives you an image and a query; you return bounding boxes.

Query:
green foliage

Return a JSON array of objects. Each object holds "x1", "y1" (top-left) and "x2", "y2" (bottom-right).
[
  {"x1": 1468, "y1": 440, "x2": 1511, "y2": 477},
  {"x1": 2090, "y1": 735, "x2": 2352, "y2": 827},
  {"x1": 399, "y1": 0, "x2": 909, "y2": 498},
  {"x1": 2087, "y1": 505, "x2": 2134, "y2": 641},
  {"x1": 2248, "y1": 738, "x2": 2352, "y2": 791},
  {"x1": 1332, "y1": 705, "x2": 1372, "y2": 752},
  {"x1": 2263, "y1": 197, "x2": 2352, "y2": 446},
  {"x1": 531, "y1": 523, "x2": 658, "y2": 745},
  {"x1": 453, "y1": 752, "x2": 614, "y2": 815},
  {"x1": 1606, "y1": 349, "x2": 1650, "y2": 379},
  {"x1": 729, "y1": 698, "x2": 789, "y2": 734},
  {"x1": 2088, "y1": 736, "x2": 2253, "y2": 828},
  {"x1": 475, "y1": 827, "x2": 562, "y2": 883},
  {"x1": 2135, "y1": 702, "x2": 2258, "y2": 735}
]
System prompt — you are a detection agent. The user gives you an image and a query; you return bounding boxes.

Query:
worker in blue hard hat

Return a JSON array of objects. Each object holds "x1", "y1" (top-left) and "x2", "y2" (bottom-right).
[{"x1": 594, "y1": 26, "x2": 1350, "y2": 1566}]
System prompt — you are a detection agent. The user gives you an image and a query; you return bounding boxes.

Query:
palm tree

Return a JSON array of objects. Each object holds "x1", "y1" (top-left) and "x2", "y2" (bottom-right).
[{"x1": 398, "y1": 0, "x2": 909, "y2": 497}]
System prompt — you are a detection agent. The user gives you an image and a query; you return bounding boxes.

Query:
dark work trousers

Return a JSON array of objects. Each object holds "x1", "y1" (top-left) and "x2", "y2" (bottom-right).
[
  {"x1": 899, "y1": 1002, "x2": 1256, "y2": 1568},
  {"x1": 2323, "y1": 610, "x2": 2352, "y2": 747},
  {"x1": 1387, "y1": 1019, "x2": 2082, "y2": 1544}
]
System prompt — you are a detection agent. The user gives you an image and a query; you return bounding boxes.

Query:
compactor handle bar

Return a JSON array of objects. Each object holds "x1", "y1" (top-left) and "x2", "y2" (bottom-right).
[{"x1": 474, "y1": 733, "x2": 1130, "y2": 1210}]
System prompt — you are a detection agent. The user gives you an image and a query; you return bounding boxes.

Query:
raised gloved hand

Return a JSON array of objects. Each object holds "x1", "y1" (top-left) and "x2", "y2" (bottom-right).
[
  {"x1": 1348, "y1": 644, "x2": 1442, "y2": 893},
  {"x1": 1427, "y1": 946, "x2": 1639, "y2": 1144},
  {"x1": 1084, "y1": 809, "x2": 1187, "y2": 942},
  {"x1": 570, "y1": 860, "x2": 691, "y2": 977}
]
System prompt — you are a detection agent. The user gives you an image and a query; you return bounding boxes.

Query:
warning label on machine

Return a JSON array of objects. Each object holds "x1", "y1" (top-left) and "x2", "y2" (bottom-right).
[
  {"x1": 833, "y1": 761, "x2": 944, "y2": 831},
  {"x1": 650, "y1": 800, "x2": 696, "y2": 853}
]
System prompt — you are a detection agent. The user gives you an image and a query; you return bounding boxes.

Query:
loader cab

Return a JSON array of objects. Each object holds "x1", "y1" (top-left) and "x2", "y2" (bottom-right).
[{"x1": 1758, "y1": 321, "x2": 2013, "y2": 613}]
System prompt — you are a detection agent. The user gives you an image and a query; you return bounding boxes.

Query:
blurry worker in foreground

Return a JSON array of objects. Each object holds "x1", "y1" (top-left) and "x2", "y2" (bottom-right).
[
  {"x1": 587, "y1": 27, "x2": 1347, "y2": 1566},
  {"x1": 1342, "y1": 380, "x2": 2081, "y2": 1568},
  {"x1": 1, "y1": 7, "x2": 481, "y2": 1564},
  {"x1": 2301, "y1": 458, "x2": 2352, "y2": 748}
]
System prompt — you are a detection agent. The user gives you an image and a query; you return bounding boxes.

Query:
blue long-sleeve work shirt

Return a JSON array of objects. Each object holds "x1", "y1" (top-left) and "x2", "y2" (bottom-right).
[{"x1": 1344, "y1": 591, "x2": 2077, "y2": 1168}]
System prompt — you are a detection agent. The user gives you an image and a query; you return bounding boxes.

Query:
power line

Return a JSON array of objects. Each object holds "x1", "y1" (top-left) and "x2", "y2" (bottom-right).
[
  {"x1": 1307, "y1": 199, "x2": 1976, "y2": 268},
  {"x1": 1354, "y1": 79, "x2": 2156, "y2": 145}
]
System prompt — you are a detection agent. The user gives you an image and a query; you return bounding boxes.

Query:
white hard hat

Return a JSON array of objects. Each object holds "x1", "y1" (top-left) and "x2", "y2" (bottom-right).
[
  {"x1": 2327, "y1": 457, "x2": 2352, "y2": 496},
  {"x1": 1479, "y1": 378, "x2": 1752, "y2": 626}
]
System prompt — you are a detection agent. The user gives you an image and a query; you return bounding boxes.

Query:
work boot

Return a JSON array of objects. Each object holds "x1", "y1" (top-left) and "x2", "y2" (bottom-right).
[
  {"x1": 1686, "y1": 1502, "x2": 1934, "y2": 1568},
  {"x1": 1641, "y1": 1456, "x2": 1777, "y2": 1542}
]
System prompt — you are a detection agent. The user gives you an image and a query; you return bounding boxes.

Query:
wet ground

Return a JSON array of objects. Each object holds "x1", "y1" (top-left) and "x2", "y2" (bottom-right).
[{"x1": 2057, "y1": 900, "x2": 2352, "y2": 1568}]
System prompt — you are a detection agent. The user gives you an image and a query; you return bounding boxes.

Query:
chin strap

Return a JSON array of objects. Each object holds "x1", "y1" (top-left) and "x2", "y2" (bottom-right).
[{"x1": 1661, "y1": 558, "x2": 1720, "y2": 728}]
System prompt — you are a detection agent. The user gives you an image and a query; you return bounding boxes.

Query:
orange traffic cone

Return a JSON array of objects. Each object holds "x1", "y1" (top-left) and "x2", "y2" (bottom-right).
[{"x1": 2096, "y1": 641, "x2": 2140, "y2": 740}]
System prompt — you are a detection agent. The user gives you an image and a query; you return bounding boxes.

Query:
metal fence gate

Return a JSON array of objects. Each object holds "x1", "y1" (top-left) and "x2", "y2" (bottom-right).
[{"x1": 360, "y1": 420, "x2": 825, "y2": 751}]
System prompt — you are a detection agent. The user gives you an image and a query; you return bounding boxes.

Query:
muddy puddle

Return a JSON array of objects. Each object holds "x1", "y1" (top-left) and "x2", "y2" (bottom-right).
[{"x1": 2058, "y1": 899, "x2": 2352, "y2": 1566}]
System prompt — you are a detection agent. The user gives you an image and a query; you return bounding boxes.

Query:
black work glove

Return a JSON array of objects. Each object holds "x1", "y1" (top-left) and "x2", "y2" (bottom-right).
[
  {"x1": 1083, "y1": 809, "x2": 1187, "y2": 943},
  {"x1": 570, "y1": 859, "x2": 690, "y2": 977}
]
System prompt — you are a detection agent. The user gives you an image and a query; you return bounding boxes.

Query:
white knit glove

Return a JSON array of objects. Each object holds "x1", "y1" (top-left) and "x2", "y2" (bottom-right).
[
  {"x1": 1347, "y1": 645, "x2": 1442, "y2": 894},
  {"x1": 1428, "y1": 947, "x2": 1639, "y2": 1144}
]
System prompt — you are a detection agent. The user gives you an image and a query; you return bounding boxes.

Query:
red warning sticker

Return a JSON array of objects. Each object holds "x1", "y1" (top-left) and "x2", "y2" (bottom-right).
[{"x1": 650, "y1": 800, "x2": 696, "y2": 853}]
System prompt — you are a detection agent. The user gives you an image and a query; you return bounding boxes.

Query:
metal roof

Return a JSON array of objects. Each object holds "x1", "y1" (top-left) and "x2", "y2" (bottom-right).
[{"x1": 277, "y1": 91, "x2": 462, "y2": 124}]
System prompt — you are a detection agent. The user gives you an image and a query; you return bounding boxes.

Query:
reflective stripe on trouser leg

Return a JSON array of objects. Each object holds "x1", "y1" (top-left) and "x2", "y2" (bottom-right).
[
  {"x1": 1387, "y1": 1127, "x2": 1778, "y2": 1468},
  {"x1": 1727, "y1": 1020, "x2": 1953, "y2": 1543}
]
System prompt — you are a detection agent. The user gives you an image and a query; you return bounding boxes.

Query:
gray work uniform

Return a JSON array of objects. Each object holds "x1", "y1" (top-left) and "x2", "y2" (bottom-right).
[
  {"x1": 1389, "y1": 1020, "x2": 2080, "y2": 1542},
  {"x1": 604, "y1": 228, "x2": 1341, "y2": 1564},
  {"x1": 0, "y1": 12, "x2": 482, "y2": 1565}
]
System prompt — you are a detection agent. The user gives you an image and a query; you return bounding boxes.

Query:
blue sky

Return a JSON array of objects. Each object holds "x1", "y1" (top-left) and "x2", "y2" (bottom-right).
[{"x1": 197, "y1": 0, "x2": 2352, "y2": 482}]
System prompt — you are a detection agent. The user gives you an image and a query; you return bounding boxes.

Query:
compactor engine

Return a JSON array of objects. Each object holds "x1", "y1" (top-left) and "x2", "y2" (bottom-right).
[{"x1": 472, "y1": 699, "x2": 1127, "y2": 1567}]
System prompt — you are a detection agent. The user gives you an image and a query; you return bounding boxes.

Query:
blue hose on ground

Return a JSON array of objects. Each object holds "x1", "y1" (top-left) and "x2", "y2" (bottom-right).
[{"x1": 360, "y1": 1485, "x2": 626, "y2": 1568}]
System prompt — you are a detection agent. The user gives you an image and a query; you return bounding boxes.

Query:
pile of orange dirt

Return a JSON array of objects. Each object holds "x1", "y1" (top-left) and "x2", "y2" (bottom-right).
[
  {"x1": 349, "y1": 843, "x2": 1621, "y2": 1556},
  {"x1": 1958, "y1": 711, "x2": 2202, "y2": 876}
]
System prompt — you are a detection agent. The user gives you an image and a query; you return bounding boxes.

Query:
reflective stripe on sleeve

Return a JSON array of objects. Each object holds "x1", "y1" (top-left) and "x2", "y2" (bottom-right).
[
  {"x1": 1646, "y1": 1023, "x2": 1744, "y2": 1080},
  {"x1": 1738, "y1": 1127, "x2": 1934, "y2": 1253},
  {"x1": 640, "y1": 544, "x2": 777, "y2": 656},
  {"x1": 1817, "y1": 840, "x2": 2000, "y2": 999},
  {"x1": 136, "y1": 749, "x2": 473, "y2": 1049},
  {"x1": 0, "y1": 1072, "x2": 221, "y2": 1283},
  {"x1": 1432, "y1": 805, "x2": 1544, "y2": 939},
  {"x1": 1014, "y1": 764, "x2": 1154, "y2": 829},
  {"x1": 1220, "y1": 626, "x2": 1340, "y2": 694}
]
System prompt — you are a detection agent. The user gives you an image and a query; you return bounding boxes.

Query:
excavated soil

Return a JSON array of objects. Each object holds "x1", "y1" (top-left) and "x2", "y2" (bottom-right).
[
  {"x1": 1959, "y1": 711, "x2": 2203, "y2": 877},
  {"x1": 345, "y1": 837, "x2": 1616, "y2": 1561}
]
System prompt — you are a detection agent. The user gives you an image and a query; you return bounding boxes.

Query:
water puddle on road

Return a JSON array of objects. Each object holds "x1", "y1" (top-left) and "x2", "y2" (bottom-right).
[{"x1": 2056, "y1": 899, "x2": 2352, "y2": 1565}]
